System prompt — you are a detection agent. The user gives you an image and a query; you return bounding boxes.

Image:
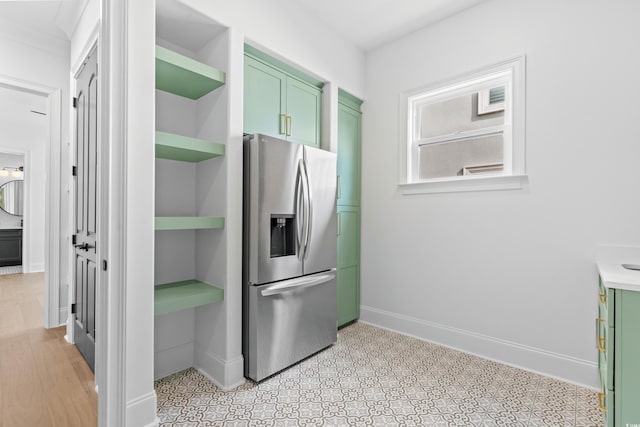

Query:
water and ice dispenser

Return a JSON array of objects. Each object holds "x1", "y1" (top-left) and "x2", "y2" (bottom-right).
[{"x1": 270, "y1": 214, "x2": 296, "y2": 257}]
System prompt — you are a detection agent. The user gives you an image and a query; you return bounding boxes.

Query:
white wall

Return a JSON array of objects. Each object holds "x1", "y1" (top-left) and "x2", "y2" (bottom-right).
[
  {"x1": 361, "y1": 0, "x2": 640, "y2": 389},
  {"x1": 0, "y1": 33, "x2": 69, "y2": 278},
  {"x1": 183, "y1": 0, "x2": 365, "y2": 100},
  {"x1": 124, "y1": 0, "x2": 157, "y2": 424}
]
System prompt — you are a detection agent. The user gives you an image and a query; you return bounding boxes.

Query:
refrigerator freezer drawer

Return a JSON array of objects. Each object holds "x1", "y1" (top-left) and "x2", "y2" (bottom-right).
[{"x1": 246, "y1": 270, "x2": 337, "y2": 382}]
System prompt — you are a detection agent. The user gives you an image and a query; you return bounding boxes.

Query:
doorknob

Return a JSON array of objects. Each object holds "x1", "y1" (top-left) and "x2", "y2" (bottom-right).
[{"x1": 74, "y1": 243, "x2": 94, "y2": 251}]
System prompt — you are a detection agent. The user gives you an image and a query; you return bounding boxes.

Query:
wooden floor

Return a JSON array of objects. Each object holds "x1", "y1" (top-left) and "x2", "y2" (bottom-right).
[{"x1": 0, "y1": 272, "x2": 97, "y2": 427}]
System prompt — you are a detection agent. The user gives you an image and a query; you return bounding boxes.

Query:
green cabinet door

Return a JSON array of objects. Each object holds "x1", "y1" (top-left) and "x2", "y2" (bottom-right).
[
  {"x1": 244, "y1": 56, "x2": 286, "y2": 138},
  {"x1": 337, "y1": 206, "x2": 360, "y2": 327},
  {"x1": 338, "y1": 265, "x2": 359, "y2": 327},
  {"x1": 338, "y1": 207, "x2": 359, "y2": 268},
  {"x1": 244, "y1": 53, "x2": 322, "y2": 147},
  {"x1": 286, "y1": 78, "x2": 321, "y2": 147},
  {"x1": 614, "y1": 290, "x2": 640, "y2": 427},
  {"x1": 337, "y1": 102, "x2": 361, "y2": 206}
]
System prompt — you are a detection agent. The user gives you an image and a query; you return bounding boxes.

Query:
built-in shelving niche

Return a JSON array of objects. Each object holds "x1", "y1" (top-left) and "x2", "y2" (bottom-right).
[
  {"x1": 154, "y1": 0, "x2": 234, "y2": 385},
  {"x1": 154, "y1": 45, "x2": 226, "y2": 315}
]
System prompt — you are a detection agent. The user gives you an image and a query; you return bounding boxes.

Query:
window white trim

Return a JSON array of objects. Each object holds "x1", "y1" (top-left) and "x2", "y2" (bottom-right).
[
  {"x1": 399, "y1": 174, "x2": 528, "y2": 195},
  {"x1": 416, "y1": 125, "x2": 504, "y2": 147},
  {"x1": 398, "y1": 55, "x2": 526, "y2": 194}
]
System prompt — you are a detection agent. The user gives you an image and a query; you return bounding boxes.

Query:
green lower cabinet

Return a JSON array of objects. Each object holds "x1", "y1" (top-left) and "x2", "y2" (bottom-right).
[
  {"x1": 338, "y1": 207, "x2": 359, "y2": 268},
  {"x1": 338, "y1": 206, "x2": 360, "y2": 327},
  {"x1": 338, "y1": 265, "x2": 359, "y2": 327},
  {"x1": 598, "y1": 280, "x2": 640, "y2": 427}
]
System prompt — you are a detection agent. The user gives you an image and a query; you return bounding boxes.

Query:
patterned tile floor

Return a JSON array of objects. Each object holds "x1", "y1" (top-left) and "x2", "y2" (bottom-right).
[{"x1": 155, "y1": 322, "x2": 603, "y2": 426}]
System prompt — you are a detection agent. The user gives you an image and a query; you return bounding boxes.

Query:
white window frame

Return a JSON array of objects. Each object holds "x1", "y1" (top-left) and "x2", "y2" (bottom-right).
[{"x1": 398, "y1": 55, "x2": 526, "y2": 194}]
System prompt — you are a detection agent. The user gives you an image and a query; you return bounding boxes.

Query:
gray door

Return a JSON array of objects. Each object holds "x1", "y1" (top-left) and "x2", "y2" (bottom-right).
[
  {"x1": 301, "y1": 146, "x2": 337, "y2": 275},
  {"x1": 73, "y1": 47, "x2": 98, "y2": 371},
  {"x1": 246, "y1": 134, "x2": 304, "y2": 285}
]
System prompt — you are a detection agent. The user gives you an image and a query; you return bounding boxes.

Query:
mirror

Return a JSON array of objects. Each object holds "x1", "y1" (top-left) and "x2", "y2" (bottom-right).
[{"x1": 0, "y1": 180, "x2": 24, "y2": 216}]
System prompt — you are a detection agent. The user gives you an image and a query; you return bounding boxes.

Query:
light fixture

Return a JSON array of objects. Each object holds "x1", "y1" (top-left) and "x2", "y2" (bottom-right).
[
  {"x1": 11, "y1": 168, "x2": 22, "y2": 178},
  {"x1": 0, "y1": 168, "x2": 8, "y2": 177}
]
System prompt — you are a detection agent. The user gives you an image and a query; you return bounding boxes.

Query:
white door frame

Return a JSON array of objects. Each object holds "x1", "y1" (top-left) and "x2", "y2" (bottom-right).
[{"x1": 0, "y1": 75, "x2": 61, "y2": 329}]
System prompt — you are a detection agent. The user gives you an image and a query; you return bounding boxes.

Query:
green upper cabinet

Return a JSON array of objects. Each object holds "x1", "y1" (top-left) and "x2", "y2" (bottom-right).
[
  {"x1": 244, "y1": 48, "x2": 323, "y2": 147},
  {"x1": 337, "y1": 99, "x2": 362, "y2": 206},
  {"x1": 286, "y1": 78, "x2": 321, "y2": 147},
  {"x1": 244, "y1": 57, "x2": 286, "y2": 138}
]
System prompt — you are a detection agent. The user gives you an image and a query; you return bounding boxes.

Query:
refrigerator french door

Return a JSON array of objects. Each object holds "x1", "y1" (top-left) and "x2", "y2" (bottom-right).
[{"x1": 243, "y1": 133, "x2": 337, "y2": 382}]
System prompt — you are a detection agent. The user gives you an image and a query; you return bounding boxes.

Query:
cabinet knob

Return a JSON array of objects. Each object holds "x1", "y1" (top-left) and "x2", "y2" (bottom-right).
[{"x1": 597, "y1": 337, "x2": 607, "y2": 353}]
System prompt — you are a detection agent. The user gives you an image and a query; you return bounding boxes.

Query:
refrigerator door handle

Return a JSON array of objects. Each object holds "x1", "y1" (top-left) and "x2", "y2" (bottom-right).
[
  {"x1": 298, "y1": 158, "x2": 311, "y2": 260},
  {"x1": 260, "y1": 270, "x2": 336, "y2": 296},
  {"x1": 302, "y1": 158, "x2": 313, "y2": 259},
  {"x1": 295, "y1": 159, "x2": 305, "y2": 259}
]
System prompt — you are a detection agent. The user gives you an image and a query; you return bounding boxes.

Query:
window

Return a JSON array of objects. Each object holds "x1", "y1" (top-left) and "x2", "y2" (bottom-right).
[{"x1": 399, "y1": 56, "x2": 526, "y2": 194}]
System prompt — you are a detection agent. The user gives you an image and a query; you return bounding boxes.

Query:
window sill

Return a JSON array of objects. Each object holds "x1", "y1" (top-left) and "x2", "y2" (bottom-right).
[{"x1": 398, "y1": 174, "x2": 528, "y2": 195}]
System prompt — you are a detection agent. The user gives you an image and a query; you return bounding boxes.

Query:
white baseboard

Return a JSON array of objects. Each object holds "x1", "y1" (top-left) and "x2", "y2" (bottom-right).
[
  {"x1": 194, "y1": 343, "x2": 245, "y2": 391},
  {"x1": 360, "y1": 305, "x2": 599, "y2": 390},
  {"x1": 29, "y1": 262, "x2": 45, "y2": 273},
  {"x1": 154, "y1": 342, "x2": 194, "y2": 381},
  {"x1": 126, "y1": 391, "x2": 159, "y2": 427}
]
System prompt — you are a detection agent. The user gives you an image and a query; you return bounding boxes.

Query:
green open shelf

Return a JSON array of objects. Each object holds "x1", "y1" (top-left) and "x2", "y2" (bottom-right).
[
  {"x1": 154, "y1": 279, "x2": 224, "y2": 316},
  {"x1": 156, "y1": 131, "x2": 225, "y2": 162},
  {"x1": 155, "y1": 216, "x2": 225, "y2": 231},
  {"x1": 156, "y1": 45, "x2": 226, "y2": 100}
]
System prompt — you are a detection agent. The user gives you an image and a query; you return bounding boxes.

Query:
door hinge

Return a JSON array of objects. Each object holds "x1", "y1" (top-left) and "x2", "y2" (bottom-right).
[
  {"x1": 73, "y1": 97, "x2": 78, "y2": 108},
  {"x1": 72, "y1": 166, "x2": 77, "y2": 176},
  {"x1": 102, "y1": 260, "x2": 107, "y2": 271},
  {"x1": 71, "y1": 234, "x2": 77, "y2": 245},
  {"x1": 71, "y1": 303, "x2": 76, "y2": 314}
]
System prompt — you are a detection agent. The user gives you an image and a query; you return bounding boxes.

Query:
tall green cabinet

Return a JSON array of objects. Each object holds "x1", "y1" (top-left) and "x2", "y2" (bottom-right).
[
  {"x1": 597, "y1": 277, "x2": 640, "y2": 427},
  {"x1": 337, "y1": 90, "x2": 362, "y2": 327},
  {"x1": 243, "y1": 45, "x2": 322, "y2": 147}
]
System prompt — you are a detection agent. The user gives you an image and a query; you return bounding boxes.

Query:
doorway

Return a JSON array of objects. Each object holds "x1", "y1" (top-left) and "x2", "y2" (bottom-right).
[
  {"x1": 0, "y1": 78, "x2": 64, "y2": 332},
  {"x1": 0, "y1": 152, "x2": 26, "y2": 274}
]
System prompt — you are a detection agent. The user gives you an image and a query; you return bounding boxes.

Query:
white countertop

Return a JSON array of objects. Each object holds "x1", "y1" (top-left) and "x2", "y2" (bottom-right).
[{"x1": 597, "y1": 245, "x2": 640, "y2": 291}]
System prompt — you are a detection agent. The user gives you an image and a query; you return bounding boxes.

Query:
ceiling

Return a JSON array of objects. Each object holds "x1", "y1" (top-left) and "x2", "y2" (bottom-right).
[
  {"x1": 0, "y1": 0, "x2": 489, "y2": 54},
  {"x1": 0, "y1": 0, "x2": 87, "y2": 55},
  {"x1": 293, "y1": 0, "x2": 490, "y2": 51}
]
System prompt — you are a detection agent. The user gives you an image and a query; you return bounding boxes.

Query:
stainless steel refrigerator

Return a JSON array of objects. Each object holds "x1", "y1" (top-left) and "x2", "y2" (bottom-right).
[{"x1": 243, "y1": 133, "x2": 337, "y2": 382}]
